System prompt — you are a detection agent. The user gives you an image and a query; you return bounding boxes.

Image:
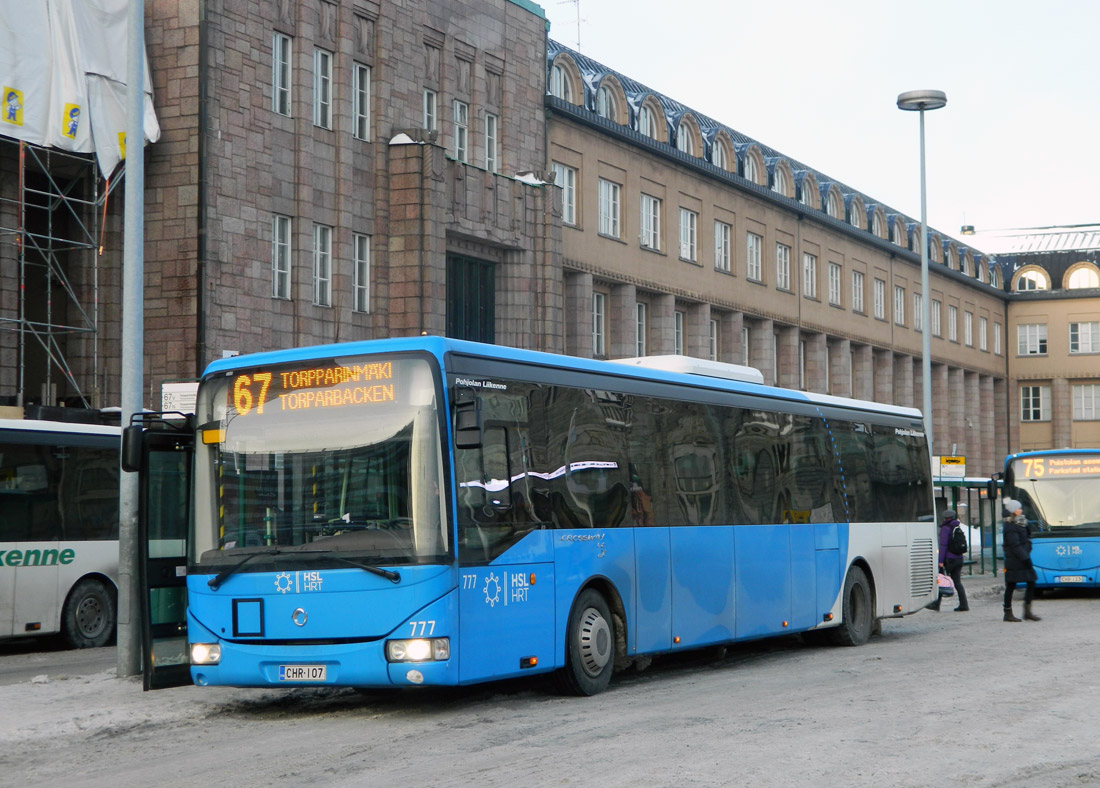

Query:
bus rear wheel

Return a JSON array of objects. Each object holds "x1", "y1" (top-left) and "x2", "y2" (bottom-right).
[
  {"x1": 556, "y1": 588, "x2": 614, "y2": 696},
  {"x1": 62, "y1": 578, "x2": 116, "y2": 649},
  {"x1": 827, "y1": 565, "x2": 874, "y2": 647}
]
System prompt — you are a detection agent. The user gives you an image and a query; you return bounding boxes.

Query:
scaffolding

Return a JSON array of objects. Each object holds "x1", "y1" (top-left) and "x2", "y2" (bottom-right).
[{"x1": 0, "y1": 137, "x2": 112, "y2": 409}]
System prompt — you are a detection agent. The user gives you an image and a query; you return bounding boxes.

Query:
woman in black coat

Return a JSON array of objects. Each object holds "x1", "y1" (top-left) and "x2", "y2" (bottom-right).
[{"x1": 1002, "y1": 498, "x2": 1040, "y2": 622}]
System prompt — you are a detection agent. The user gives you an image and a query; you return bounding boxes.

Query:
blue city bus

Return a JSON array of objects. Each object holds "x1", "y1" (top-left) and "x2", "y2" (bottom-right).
[
  {"x1": 1002, "y1": 449, "x2": 1100, "y2": 589},
  {"x1": 126, "y1": 337, "x2": 937, "y2": 694}
]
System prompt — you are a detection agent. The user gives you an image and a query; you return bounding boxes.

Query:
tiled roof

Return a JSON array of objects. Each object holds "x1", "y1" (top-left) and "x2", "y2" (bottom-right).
[{"x1": 974, "y1": 225, "x2": 1100, "y2": 255}]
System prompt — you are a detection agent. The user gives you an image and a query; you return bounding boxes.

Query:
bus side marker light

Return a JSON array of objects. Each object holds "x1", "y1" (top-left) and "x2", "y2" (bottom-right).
[
  {"x1": 893, "y1": 605, "x2": 903, "y2": 613},
  {"x1": 529, "y1": 573, "x2": 536, "y2": 585},
  {"x1": 823, "y1": 613, "x2": 834, "y2": 622},
  {"x1": 782, "y1": 621, "x2": 789, "y2": 628},
  {"x1": 520, "y1": 656, "x2": 538, "y2": 669},
  {"x1": 673, "y1": 636, "x2": 681, "y2": 644},
  {"x1": 25, "y1": 622, "x2": 42, "y2": 632}
]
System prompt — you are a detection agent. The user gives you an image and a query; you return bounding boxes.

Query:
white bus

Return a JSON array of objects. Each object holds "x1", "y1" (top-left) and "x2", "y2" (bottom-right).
[{"x1": 0, "y1": 418, "x2": 121, "y2": 648}]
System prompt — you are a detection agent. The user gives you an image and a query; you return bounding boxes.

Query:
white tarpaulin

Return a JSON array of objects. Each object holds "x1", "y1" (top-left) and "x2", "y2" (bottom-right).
[{"x1": 0, "y1": 0, "x2": 159, "y2": 176}]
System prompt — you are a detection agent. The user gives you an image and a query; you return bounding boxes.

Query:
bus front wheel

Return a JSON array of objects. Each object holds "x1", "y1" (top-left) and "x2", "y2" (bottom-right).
[
  {"x1": 62, "y1": 578, "x2": 116, "y2": 649},
  {"x1": 556, "y1": 588, "x2": 614, "y2": 696},
  {"x1": 827, "y1": 565, "x2": 874, "y2": 647}
]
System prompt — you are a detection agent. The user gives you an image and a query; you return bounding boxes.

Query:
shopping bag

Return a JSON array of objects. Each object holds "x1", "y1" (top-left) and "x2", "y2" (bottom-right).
[{"x1": 937, "y1": 572, "x2": 955, "y2": 597}]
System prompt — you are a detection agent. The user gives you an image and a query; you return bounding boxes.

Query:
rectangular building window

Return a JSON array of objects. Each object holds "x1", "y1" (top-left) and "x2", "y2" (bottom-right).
[
  {"x1": 635, "y1": 302, "x2": 647, "y2": 357},
  {"x1": 994, "y1": 321, "x2": 1002, "y2": 355},
  {"x1": 272, "y1": 214, "x2": 291, "y2": 299},
  {"x1": 598, "y1": 179, "x2": 620, "y2": 238},
  {"x1": 741, "y1": 326, "x2": 750, "y2": 366},
  {"x1": 893, "y1": 285, "x2": 905, "y2": 326},
  {"x1": 679, "y1": 208, "x2": 698, "y2": 261},
  {"x1": 484, "y1": 113, "x2": 499, "y2": 172},
  {"x1": 1021, "y1": 385, "x2": 1050, "y2": 422},
  {"x1": 873, "y1": 279, "x2": 885, "y2": 320},
  {"x1": 851, "y1": 271, "x2": 864, "y2": 313},
  {"x1": 353, "y1": 233, "x2": 370, "y2": 312},
  {"x1": 913, "y1": 293, "x2": 923, "y2": 331},
  {"x1": 640, "y1": 194, "x2": 661, "y2": 249},
  {"x1": 452, "y1": 100, "x2": 469, "y2": 162},
  {"x1": 802, "y1": 252, "x2": 817, "y2": 298},
  {"x1": 313, "y1": 48, "x2": 333, "y2": 129},
  {"x1": 964, "y1": 311, "x2": 973, "y2": 346},
  {"x1": 980, "y1": 316, "x2": 988, "y2": 351},
  {"x1": 746, "y1": 233, "x2": 763, "y2": 281},
  {"x1": 932, "y1": 299, "x2": 942, "y2": 336},
  {"x1": 312, "y1": 223, "x2": 332, "y2": 306},
  {"x1": 352, "y1": 63, "x2": 371, "y2": 140},
  {"x1": 1073, "y1": 384, "x2": 1100, "y2": 420},
  {"x1": 1018, "y1": 323, "x2": 1047, "y2": 355},
  {"x1": 674, "y1": 310, "x2": 684, "y2": 355},
  {"x1": 714, "y1": 221, "x2": 731, "y2": 272},
  {"x1": 592, "y1": 292, "x2": 606, "y2": 357},
  {"x1": 948, "y1": 305, "x2": 958, "y2": 342},
  {"x1": 273, "y1": 33, "x2": 292, "y2": 116},
  {"x1": 1069, "y1": 321, "x2": 1100, "y2": 353},
  {"x1": 552, "y1": 162, "x2": 576, "y2": 225},
  {"x1": 423, "y1": 89, "x2": 437, "y2": 130},
  {"x1": 828, "y1": 263, "x2": 841, "y2": 306},
  {"x1": 708, "y1": 318, "x2": 719, "y2": 361},
  {"x1": 776, "y1": 243, "x2": 791, "y2": 290}
]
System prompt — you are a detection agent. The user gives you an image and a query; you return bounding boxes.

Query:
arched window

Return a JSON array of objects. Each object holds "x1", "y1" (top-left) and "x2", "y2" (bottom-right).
[
  {"x1": 797, "y1": 173, "x2": 818, "y2": 208},
  {"x1": 890, "y1": 217, "x2": 905, "y2": 245},
  {"x1": 676, "y1": 116, "x2": 700, "y2": 157},
  {"x1": 712, "y1": 140, "x2": 727, "y2": 169},
  {"x1": 596, "y1": 83, "x2": 618, "y2": 121},
  {"x1": 637, "y1": 100, "x2": 664, "y2": 140},
  {"x1": 1067, "y1": 265, "x2": 1100, "y2": 289},
  {"x1": 871, "y1": 209, "x2": 888, "y2": 236},
  {"x1": 826, "y1": 189, "x2": 842, "y2": 219},
  {"x1": 550, "y1": 63, "x2": 572, "y2": 102},
  {"x1": 1015, "y1": 270, "x2": 1048, "y2": 291},
  {"x1": 772, "y1": 166, "x2": 789, "y2": 197},
  {"x1": 848, "y1": 198, "x2": 864, "y2": 229},
  {"x1": 744, "y1": 154, "x2": 758, "y2": 184}
]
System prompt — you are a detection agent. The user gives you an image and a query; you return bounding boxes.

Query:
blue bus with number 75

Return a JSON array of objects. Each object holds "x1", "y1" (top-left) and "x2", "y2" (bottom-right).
[
  {"x1": 1002, "y1": 449, "x2": 1100, "y2": 590},
  {"x1": 124, "y1": 337, "x2": 937, "y2": 694}
]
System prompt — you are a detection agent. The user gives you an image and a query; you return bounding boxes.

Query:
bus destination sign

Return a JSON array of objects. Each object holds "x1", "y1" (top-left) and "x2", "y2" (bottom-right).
[
  {"x1": 1014, "y1": 455, "x2": 1100, "y2": 479},
  {"x1": 229, "y1": 361, "x2": 395, "y2": 417}
]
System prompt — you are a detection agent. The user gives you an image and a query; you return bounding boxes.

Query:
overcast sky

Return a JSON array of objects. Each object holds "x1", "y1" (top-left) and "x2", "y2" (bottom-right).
[{"x1": 540, "y1": 0, "x2": 1100, "y2": 252}]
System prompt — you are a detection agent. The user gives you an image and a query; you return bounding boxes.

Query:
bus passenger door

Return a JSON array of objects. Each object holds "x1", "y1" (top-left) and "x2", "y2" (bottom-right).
[{"x1": 136, "y1": 427, "x2": 193, "y2": 690}]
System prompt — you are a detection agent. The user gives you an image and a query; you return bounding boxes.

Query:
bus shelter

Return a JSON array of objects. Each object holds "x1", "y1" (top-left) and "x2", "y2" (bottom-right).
[{"x1": 934, "y1": 476, "x2": 1001, "y2": 575}]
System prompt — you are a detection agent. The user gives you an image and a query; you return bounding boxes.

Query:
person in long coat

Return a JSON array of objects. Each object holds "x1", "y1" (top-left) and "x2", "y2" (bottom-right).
[{"x1": 1002, "y1": 498, "x2": 1040, "y2": 622}]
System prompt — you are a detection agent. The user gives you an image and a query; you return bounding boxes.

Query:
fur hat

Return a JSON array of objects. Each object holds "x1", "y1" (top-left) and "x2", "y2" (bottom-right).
[
  {"x1": 1003, "y1": 498, "x2": 1023, "y2": 515},
  {"x1": 941, "y1": 509, "x2": 957, "y2": 521}
]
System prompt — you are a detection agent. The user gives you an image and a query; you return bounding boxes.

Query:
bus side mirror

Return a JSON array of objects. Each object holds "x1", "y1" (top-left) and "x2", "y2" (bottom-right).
[
  {"x1": 453, "y1": 387, "x2": 482, "y2": 449},
  {"x1": 121, "y1": 424, "x2": 144, "y2": 473}
]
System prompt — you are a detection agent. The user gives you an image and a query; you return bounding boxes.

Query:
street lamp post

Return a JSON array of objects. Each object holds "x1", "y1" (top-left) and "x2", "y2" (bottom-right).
[{"x1": 897, "y1": 89, "x2": 946, "y2": 472}]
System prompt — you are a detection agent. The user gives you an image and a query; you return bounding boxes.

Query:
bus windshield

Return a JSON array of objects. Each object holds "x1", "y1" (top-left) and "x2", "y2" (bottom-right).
[
  {"x1": 192, "y1": 354, "x2": 448, "y2": 566},
  {"x1": 1011, "y1": 454, "x2": 1100, "y2": 534}
]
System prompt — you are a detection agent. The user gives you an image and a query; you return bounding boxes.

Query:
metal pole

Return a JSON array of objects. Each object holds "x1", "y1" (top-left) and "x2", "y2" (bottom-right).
[
  {"x1": 117, "y1": 0, "x2": 146, "y2": 679},
  {"x1": 918, "y1": 107, "x2": 934, "y2": 468}
]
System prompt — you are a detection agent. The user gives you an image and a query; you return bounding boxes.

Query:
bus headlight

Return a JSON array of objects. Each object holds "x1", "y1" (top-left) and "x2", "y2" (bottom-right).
[
  {"x1": 386, "y1": 638, "x2": 450, "y2": 663},
  {"x1": 190, "y1": 643, "x2": 222, "y2": 665}
]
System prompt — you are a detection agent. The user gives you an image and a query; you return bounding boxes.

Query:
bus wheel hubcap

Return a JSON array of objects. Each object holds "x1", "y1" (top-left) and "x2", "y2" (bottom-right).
[
  {"x1": 77, "y1": 597, "x2": 104, "y2": 636},
  {"x1": 578, "y1": 607, "x2": 611, "y2": 677}
]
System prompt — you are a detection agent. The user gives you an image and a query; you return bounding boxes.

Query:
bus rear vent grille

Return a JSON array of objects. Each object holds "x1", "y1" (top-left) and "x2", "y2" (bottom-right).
[{"x1": 910, "y1": 538, "x2": 935, "y2": 597}]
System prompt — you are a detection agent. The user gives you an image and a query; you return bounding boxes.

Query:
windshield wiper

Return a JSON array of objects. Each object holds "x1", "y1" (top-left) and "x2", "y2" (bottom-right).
[
  {"x1": 314, "y1": 553, "x2": 401, "y2": 583},
  {"x1": 207, "y1": 548, "x2": 280, "y2": 590}
]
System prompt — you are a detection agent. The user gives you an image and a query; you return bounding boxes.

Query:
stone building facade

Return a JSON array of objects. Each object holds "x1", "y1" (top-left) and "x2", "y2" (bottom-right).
[{"x1": 3, "y1": 1, "x2": 1096, "y2": 478}]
